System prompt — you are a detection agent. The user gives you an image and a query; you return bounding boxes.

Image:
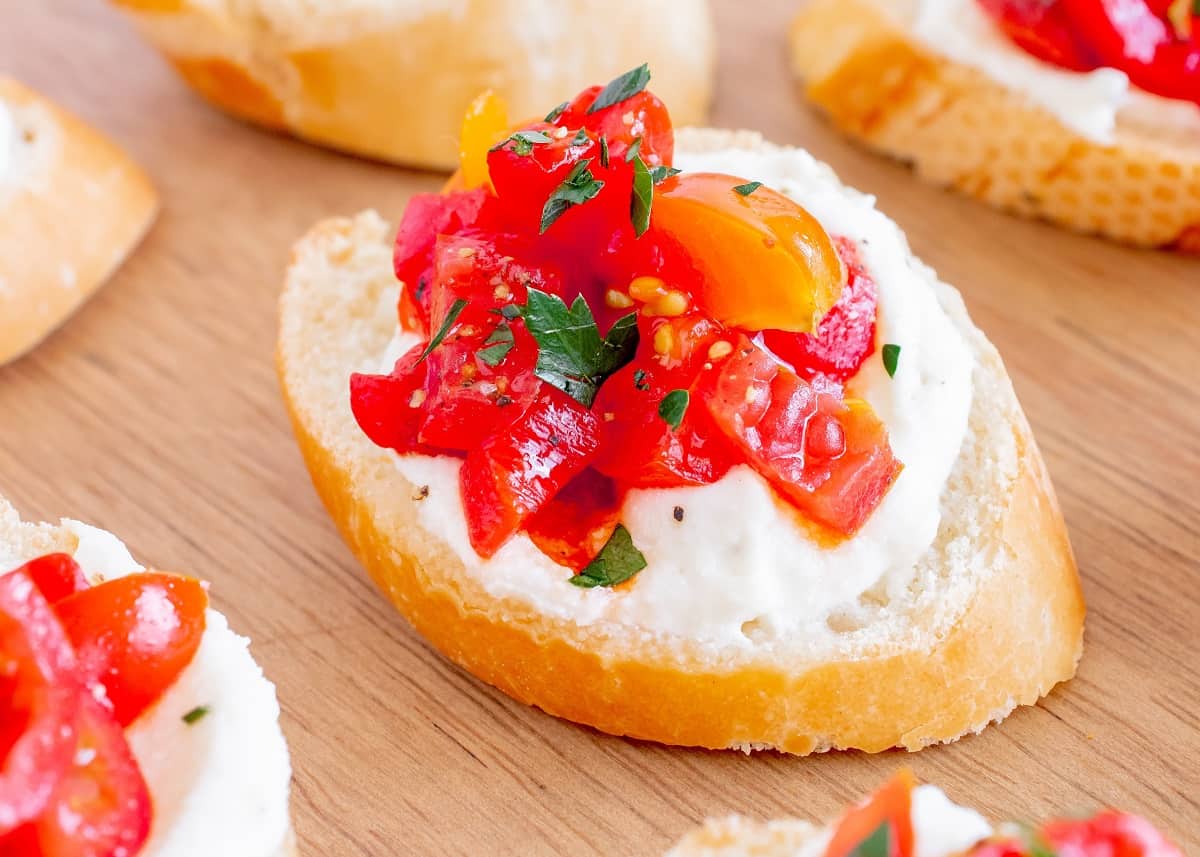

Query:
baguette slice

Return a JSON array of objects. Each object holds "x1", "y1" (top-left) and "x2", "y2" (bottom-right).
[
  {"x1": 0, "y1": 78, "x2": 158, "y2": 366},
  {"x1": 789, "y1": 0, "x2": 1200, "y2": 252},
  {"x1": 107, "y1": 0, "x2": 714, "y2": 170},
  {"x1": 277, "y1": 128, "x2": 1084, "y2": 754},
  {"x1": 0, "y1": 498, "x2": 295, "y2": 857}
]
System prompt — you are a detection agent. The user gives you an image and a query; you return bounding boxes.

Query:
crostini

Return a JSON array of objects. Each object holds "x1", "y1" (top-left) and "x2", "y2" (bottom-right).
[
  {"x1": 790, "y1": 0, "x2": 1200, "y2": 252},
  {"x1": 668, "y1": 770, "x2": 1183, "y2": 857},
  {"x1": 278, "y1": 68, "x2": 1085, "y2": 754},
  {"x1": 0, "y1": 498, "x2": 294, "y2": 856},
  {"x1": 107, "y1": 0, "x2": 714, "y2": 170},
  {"x1": 0, "y1": 78, "x2": 158, "y2": 366}
]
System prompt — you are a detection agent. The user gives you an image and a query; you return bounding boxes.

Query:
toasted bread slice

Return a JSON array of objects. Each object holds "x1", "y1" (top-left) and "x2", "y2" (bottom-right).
[
  {"x1": 277, "y1": 128, "x2": 1084, "y2": 754},
  {"x1": 789, "y1": 0, "x2": 1200, "y2": 251},
  {"x1": 0, "y1": 78, "x2": 158, "y2": 366}
]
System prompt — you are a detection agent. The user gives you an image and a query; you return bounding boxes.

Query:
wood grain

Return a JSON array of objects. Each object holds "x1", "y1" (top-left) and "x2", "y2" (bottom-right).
[{"x1": 2, "y1": 1, "x2": 1198, "y2": 854}]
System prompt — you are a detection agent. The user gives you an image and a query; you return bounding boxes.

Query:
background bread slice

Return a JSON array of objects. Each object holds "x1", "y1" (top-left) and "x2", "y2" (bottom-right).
[
  {"x1": 0, "y1": 497, "x2": 297, "y2": 857},
  {"x1": 0, "y1": 78, "x2": 158, "y2": 367},
  {"x1": 277, "y1": 127, "x2": 1084, "y2": 754},
  {"x1": 107, "y1": 0, "x2": 715, "y2": 170},
  {"x1": 789, "y1": 0, "x2": 1200, "y2": 252}
]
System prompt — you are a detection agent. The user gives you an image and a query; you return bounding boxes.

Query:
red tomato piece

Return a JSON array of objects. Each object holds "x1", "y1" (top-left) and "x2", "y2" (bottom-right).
[
  {"x1": 762, "y1": 236, "x2": 879, "y2": 383},
  {"x1": 393, "y1": 188, "x2": 498, "y2": 331},
  {"x1": 15, "y1": 554, "x2": 88, "y2": 605},
  {"x1": 554, "y1": 86, "x2": 675, "y2": 165},
  {"x1": 975, "y1": 0, "x2": 1099, "y2": 70},
  {"x1": 460, "y1": 390, "x2": 602, "y2": 557},
  {"x1": 701, "y1": 345, "x2": 901, "y2": 535},
  {"x1": 1042, "y1": 810, "x2": 1184, "y2": 857},
  {"x1": 54, "y1": 573, "x2": 207, "y2": 727},
  {"x1": 5, "y1": 696, "x2": 151, "y2": 857},
  {"x1": 593, "y1": 315, "x2": 739, "y2": 488},
  {"x1": 824, "y1": 770, "x2": 916, "y2": 857},
  {"x1": 524, "y1": 469, "x2": 625, "y2": 570},
  {"x1": 350, "y1": 344, "x2": 430, "y2": 454}
]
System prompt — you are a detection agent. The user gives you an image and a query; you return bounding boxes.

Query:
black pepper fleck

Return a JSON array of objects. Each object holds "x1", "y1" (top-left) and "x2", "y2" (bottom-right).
[
  {"x1": 496, "y1": 395, "x2": 514, "y2": 407},
  {"x1": 413, "y1": 485, "x2": 430, "y2": 501},
  {"x1": 673, "y1": 506, "x2": 685, "y2": 523}
]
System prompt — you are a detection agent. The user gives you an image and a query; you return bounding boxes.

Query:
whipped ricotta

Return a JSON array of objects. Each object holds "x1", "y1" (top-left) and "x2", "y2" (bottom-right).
[
  {"x1": 3, "y1": 523, "x2": 292, "y2": 857},
  {"x1": 376, "y1": 143, "x2": 975, "y2": 649},
  {"x1": 912, "y1": 0, "x2": 1200, "y2": 143},
  {"x1": 0, "y1": 101, "x2": 14, "y2": 185}
]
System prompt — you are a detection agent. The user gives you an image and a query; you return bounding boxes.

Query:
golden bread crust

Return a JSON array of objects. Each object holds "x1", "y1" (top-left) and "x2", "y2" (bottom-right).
[
  {"x1": 789, "y1": 0, "x2": 1200, "y2": 251},
  {"x1": 0, "y1": 78, "x2": 158, "y2": 366},
  {"x1": 277, "y1": 128, "x2": 1084, "y2": 753},
  {"x1": 109, "y1": 0, "x2": 715, "y2": 170}
]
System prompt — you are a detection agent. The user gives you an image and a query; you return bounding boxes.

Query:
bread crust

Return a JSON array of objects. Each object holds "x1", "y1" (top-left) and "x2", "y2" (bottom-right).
[
  {"x1": 0, "y1": 78, "x2": 158, "y2": 367},
  {"x1": 277, "y1": 131, "x2": 1084, "y2": 753},
  {"x1": 109, "y1": 0, "x2": 715, "y2": 170},
  {"x1": 789, "y1": 0, "x2": 1200, "y2": 252}
]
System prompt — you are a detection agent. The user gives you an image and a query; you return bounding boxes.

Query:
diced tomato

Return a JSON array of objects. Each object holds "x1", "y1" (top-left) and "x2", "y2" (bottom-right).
[
  {"x1": 6, "y1": 696, "x2": 151, "y2": 857},
  {"x1": 701, "y1": 345, "x2": 901, "y2": 535},
  {"x1": 1042, "y1": 810, "x2": 1184, "y2": 857},
  {"x1": 350, "y1": 344, "x2": 430, "y2": 454},
  {"x1": 54, "y1": 573, "x2": 208, "y2": 727},
  {"x1": 525, "y1": 469, "x2": 625, "y2": 570},
  {"x1": 593, "y1": 315, "x2": 739, "y2": 487},
  {"x1": 824, "y1": 770, "x2": 916, "y2": 857},
  {"x1": 762, "y1": 236, "x2": 878, "y2": 383},
  {"x1": 554, "y1": 86, "x2": 675, "y2": 165},
  {"x1": 647, "y1": 173, "x2": 845, "y2": 333},
  {"x1": 393, "y1": 189, "x2": 498, "y2": 331},
  {"x1": 17, "y1": 555, "x2": 88, "y2": 605},
  {"x1": 976, "y1": 0, "x2": 1098, "y2": 70},
  {"x1": 460, "y1": 390, "x2": 602, "y2": 557},
  {"x1": 0, "y1": 569, "x2": 81, "y2": 837}
]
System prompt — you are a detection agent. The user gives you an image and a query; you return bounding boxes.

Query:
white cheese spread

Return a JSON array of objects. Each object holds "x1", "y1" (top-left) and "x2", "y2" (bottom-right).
[
  {"x1": 0, "y1": 101, "x2": 15, "y2": 185},
  {"x1": 376, "y1": 142, "x2": 976, "y2": 649},
  {"x1": 3, "y1": 522, "x2": 292, "y2": 857},
  {"x1": 912, "y1": 0, "x2": 1200, "y2": 143}
]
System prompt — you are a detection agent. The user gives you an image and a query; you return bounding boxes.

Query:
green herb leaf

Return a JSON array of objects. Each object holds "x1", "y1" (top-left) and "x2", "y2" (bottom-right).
[
  {"x1": 845, "y1": 822, "x2": 892, "y2": 857},
  {"x1": 1014, "y1": 823, "x2": 1060, "y2": 857},
  {"x1": 493, "y1": 129, "x2": 553, "y2": 156},
  {"x1": 477, "y1": 322, "x2": 515, "y2": 366},
  {"x1": 633, "y1": 369, "x2": 650, "y2": 391},
  {"x1": 569, "y1": 525, "x2": 647, "y2": 588},
  {"x1": 587, "y1": 63, "x2": 651, "y2": 114},
  {"x1": 649, "y1": 165, "x2": 681, "y2": 185},
  {"x1": 521, "y1": 289, "x2": 638, "y2": 407},
  {"x1": 630, "y1": 155, "x2": 654, "y2": 238},
  {"x1": 882, "y1": 343, "x2": 901, "y2": 378},
  {"x1": 571, "y1": 128, "x2": 590, "y2": 146},
  {"x1": 540, "y1": 159, "x2": 605, "y2": 234},
  {"x1": 495, "y1": 304, "x2": 522, "y2": 320},
  {"x1": 417, "y1": 298, "x2": 468, "y2": 364},
  {"x1": 182, "y1": 705, "x2": 210, "y2": 725},
  {"x1": 624, "y1": 136, "x2": 643, "y2": 163},
  {"x1": 733, "y1": 181, "x2": 763, "y2": 196},
  {"x1": 658, "y1": 389, "x2": 689, "y2": 431},
  {"x1": 599, "y1": 135, "x2": 610, "y2": 168},
  {"x1": 544, "y1": 101, "x2": 569, "y2": 122}
]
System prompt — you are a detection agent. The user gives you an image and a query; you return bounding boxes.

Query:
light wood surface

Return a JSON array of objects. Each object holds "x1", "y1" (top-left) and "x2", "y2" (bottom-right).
[{"x1": 4, "y1": 2, "x2": 1198, "y2": 855}]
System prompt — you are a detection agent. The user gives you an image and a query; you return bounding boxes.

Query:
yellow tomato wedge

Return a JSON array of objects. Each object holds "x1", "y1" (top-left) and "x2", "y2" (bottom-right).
[
  {"x1": 650, "y1": 173, "x2": 845, "y2": 333},
  {"x1": 458, "y1": 90, "x2": 508, "y2": 191}
]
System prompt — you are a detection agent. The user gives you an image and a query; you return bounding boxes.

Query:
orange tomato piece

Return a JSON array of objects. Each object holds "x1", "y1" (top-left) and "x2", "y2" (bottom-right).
[
  {"x1": 458, "y1": 90, "x2": 509, "y2": 191},
  {"x1": 825, "y1": 769, "x2": 916, "y2": 857},
  {"x1": 650, "y1": 173, "x2": 845, "y2": 333}
]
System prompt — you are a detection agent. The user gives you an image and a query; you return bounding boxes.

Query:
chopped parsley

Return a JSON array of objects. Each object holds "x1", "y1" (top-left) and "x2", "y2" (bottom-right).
[
  {"x1": 520, "y1": 288, "x2": 638, "y2": 407},
  {"x1": 540, "y1": 158, "x2": 605, "y2": 234},
  {"x1": 182, "y1": 705, "x2": 210, "y2": 725},
  {"x1": 477, "y1": 322, "x2": 515, "y2": 366},
  {"x1": 630, "y1": 155, "x2": 654, "y2": 237},
  {"x1": 624, "y1": 136, "x2": 643, "y2": 163},
  {"x1": 417, "y1": 298, "x2": 468, "y2": 363},
  {"x1": 649, "y1": 165, "x2": 681, "y2": 184},
  {"x1": 544, "y1": 101, "x2": 569, "y2": 122},
  {"x1": 587, "y1": 63, "x2": 651, "y2": 114},
  {"x1": 882, "y1": 343, "x2": 901, "y2": 378},
  {"x1": 633, "y1": 369, "x2": 651, "y2": 391},
  {"x1": 494, "y1": 129, "x2": 552, "y2": 156},
  {"x1": 571, "y1": 128, "x2": 590, "y2": 146},
  {"x1": 845, "y1": 822, "x2": 891, "y2": 857},
  {"x1": 599, "y1": 135, "x2": 610, "y2": 168},
  {"x1": 569, "y1": 525, "x2": 648, "y2": 588},
  {"x1": 658, "y1": 389, "x2": 690, "y2": 431},
  {"x1": 733, "y1": 181, "x2": 763, "y2": 196}
]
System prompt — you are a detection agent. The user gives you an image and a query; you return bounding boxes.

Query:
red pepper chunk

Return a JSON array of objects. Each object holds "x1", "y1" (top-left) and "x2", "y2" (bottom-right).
[
  {"x1": 19, "y1": 554, "x2": 89, "y2": 605},
  {"x1": 1042, "y1": 810, "x2": 1184, "y2": 857},
  {"x1": 350, "y1": 344, "x2": 430, "y2": 454},
  {"x1": 460, "y1": 390, "x2": 602, "y2": 557},
  {"x1": 702, "y1": 344, "x2": 901, "y2": 535},
  {"x1": 824, "y1": 770, "x2": 916, "y2": 857}
]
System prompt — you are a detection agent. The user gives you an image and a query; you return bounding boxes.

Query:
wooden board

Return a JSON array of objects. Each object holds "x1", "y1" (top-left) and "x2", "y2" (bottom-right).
[{"x1": 3, "y1": 1, "x2": 1198, "y2": 854}]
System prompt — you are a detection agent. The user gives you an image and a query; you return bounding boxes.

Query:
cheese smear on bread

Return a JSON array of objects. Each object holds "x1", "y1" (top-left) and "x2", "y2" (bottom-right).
[
  {"x1": 375, "y1": 144, "x2": 975, "y2": 649},
  {"x1": 0, "y1": 524, "x2": 292, "y2": 857},
  {"x1": 0, "y1": 101, "x2": 13, "y2": 185},
  {"x1": 913, "y1": 0, "x2": 1200, "y2": 144}
]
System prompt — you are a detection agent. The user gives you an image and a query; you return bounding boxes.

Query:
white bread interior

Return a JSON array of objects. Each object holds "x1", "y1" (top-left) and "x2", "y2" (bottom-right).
[{"x1": 276, "y1": 127, "x2": 1084, "y2": 754}]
